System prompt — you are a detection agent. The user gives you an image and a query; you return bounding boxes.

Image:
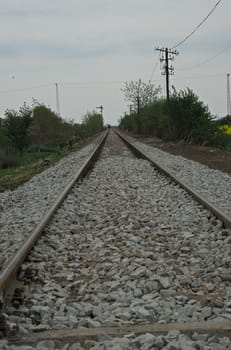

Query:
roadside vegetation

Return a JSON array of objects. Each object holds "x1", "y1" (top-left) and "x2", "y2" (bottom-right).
[
  {"x1": 119, "y1": 80, "x2": 231, "y2": 151},
  {"x1": 1, "y1": 81, "x2": 230, "y2": 191},
  {"x1": 216, "y1": 119, "x2": 231, "y2": 152},
  {"x1": 0, "y1": 102, "x2": 104, "y2": 191}
]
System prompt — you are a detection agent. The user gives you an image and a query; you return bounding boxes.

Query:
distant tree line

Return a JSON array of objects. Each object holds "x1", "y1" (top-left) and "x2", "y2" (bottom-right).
[
  {"x1": 0, "y1": 102, "x2": 104, "y2": 155},
  {"x1": 119, "y1": 80, "x2": 229, "y2": 148}
]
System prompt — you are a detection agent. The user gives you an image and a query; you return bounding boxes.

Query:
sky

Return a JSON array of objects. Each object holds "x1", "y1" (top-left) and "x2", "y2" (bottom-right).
[{"x1": 0, "y1": 0, "x2": 230, "y2": 125}]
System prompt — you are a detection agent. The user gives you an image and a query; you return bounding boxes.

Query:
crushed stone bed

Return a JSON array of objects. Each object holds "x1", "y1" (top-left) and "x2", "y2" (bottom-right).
[
  {"x1": 0, "y1": 143, "x2": 96, "y2": 271},
  {"x1": 133, "y1": 141, "x2": 231, "y2": 218},
  {"x1": 4, "y1": 156, "x2": 231, "y2": 349}
]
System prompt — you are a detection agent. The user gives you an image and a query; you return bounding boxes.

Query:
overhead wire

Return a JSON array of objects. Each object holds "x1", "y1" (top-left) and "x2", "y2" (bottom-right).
[
  {"x1": 149, "y1": 53, "x2": 159, "y2": 82},
  {"x1": 178, "y1": 44, "x2": 231, "y2": 71},
  {"x1": 172, "y1": 0, "x2": 222, "y2": 49},
  {"x1": 60, "y1": 80, "x2": 124, "y2": 86},
  {"x1": 154, "y1": 1, "x2": 224, "y2": 92},
  {"x1": 169, "y1": 0, "x2": 228, "y2": 90},
  {"x1": 173, "y1": 72, "x2": 226, "y2": 80},
  {"x1": 0, "y1": 83, "x2": 53, "y2": 94},
  {"x1": 0, "y1": 81, "x2": 125, "y2": 95}
]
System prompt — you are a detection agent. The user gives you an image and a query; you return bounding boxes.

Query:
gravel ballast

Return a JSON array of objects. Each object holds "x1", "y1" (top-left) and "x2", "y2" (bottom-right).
[
  {"x1": 1, "y1": 133, "x2": 231, "y2": 349},
  {"x1": 132, "y1": 140, "x2": 231, "y2": 218},
  {"x1": 0, "y1": 143, "x2": 96, "y2": 271},
  {"x1": 3, "y1": 154, "x2": 231, "y2": 348}
]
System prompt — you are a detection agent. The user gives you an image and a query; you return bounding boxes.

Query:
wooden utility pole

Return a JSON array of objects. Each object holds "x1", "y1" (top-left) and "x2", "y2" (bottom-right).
[
  {"x1": 96, "y1": 105, "x2": 103, "y2": 116},
  {"x1": 155, "y1": 47, "x2": 178, "y2": 138},
  {"x1": 227, "y1": 73, "x2": 231, "y2": 116},
  {"x1": 55, "y1": 82, "x2": 60, "y2": 117}
]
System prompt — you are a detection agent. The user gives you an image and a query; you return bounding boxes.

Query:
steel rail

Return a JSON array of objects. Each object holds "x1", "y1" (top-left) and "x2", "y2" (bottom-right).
[
  {"x1": 0, "y1": 131, "x2": 109, "y2": 296},
  {"x1": 115, "y1": 129, "x2": 231, "y2": 228},
  {"x1": 19, "y1": 321, "x2": 231, "y2": 343}
]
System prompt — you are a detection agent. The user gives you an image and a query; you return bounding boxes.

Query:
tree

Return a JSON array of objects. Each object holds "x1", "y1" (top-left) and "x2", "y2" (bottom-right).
[
  {"x1": 169, "y1": 87, "x2": 218, "y2": 144},
  {"x1": 119, "y1": 99, "x2": 167, "y2": 137},
  {"x1": 4, "y1": 103, "x2": 32, "y2": 152},
  {"x1": 29, "y1": 103, "x2": 75, "y2": 148},
  {"x1": 29, "y1": 104, "x2": 55, "y2": 147},
  {"x1": 81, "y1": 111, "x2": 104, "y2": 136},
  {"x1": 121, "y1": 79, "x2": 161, "y2": 133},
  {"x1": 140, "y1": 99, "x2": 167, "y2": 137},
  {"x1": 119, "y1": 113, "x2": 137, "y2": 133},
  {"x1": 119, "y1": 87, "x2": 221, "y2": 145}
]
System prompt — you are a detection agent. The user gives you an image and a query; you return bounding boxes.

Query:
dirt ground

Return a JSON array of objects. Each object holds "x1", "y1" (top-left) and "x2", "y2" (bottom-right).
[{"x1": 127, "y1": 133, "x2": 231, "y2": 175}]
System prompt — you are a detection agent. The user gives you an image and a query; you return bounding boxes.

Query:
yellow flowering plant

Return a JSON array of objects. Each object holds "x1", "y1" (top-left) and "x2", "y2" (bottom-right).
[{"x1": 220, "y1": 125, "x2": 231, "y2": 135}]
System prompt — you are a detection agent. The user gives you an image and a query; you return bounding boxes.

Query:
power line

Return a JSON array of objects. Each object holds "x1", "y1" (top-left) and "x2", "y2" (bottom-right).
[
  {"x1": 0, "y1": 83, "x2": 53, "y2": 94},
  {"x1": 60, "y1": 80, "x2": 124, "y2": 86},
  {"x1": 173, "y1": 72, "x2": 226, "y2": 80},
  {"x1": 178, "y1": 44, "x2": 231, "y2": 71},
  {"x1": 195, "y1": 45, "x2": 230, "y2": 66},
  {"x1": 149, "y1": 60, "x2": 159, "y2": 81},
  {"x1": 149, "y1": 53, "x2": 159, "y2": 82},
  {"x1": 0, "y1": 81, "x2": 124, "y2": 95},
  {"x1": 172, "y1": 0, "x2": 222, "y2": 49}
]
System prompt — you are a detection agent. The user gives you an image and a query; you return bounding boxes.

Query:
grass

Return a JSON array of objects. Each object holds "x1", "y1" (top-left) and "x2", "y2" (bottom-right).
[
  {"x1": 0, "y1": 134, "x2": 100, "y2": 192},
  {"x1": 0, "y1": 147, "x2": 70, "y2": 192},
  {"x1": 0, "y1": 130, "x2": 103, "y2": 192}
]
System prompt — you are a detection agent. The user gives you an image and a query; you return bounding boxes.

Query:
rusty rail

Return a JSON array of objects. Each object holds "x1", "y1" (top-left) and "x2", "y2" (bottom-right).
[
  {"x1": 19, "y1": 321, "x2": 231, "y2": 344},
  {"x1": 115, "y1": 129, "x2": 231, "y2": 228},
  {"x1": 0, "y1": 131, "x2": 109, "y2": 296}
]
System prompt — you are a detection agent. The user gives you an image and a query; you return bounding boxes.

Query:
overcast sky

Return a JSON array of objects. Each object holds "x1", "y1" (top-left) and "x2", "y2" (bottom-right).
[{"x1": 0, "y1": 0, "x2": 229, "y2": 125}]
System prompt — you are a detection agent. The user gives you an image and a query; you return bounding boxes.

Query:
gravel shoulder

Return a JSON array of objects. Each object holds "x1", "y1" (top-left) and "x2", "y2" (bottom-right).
[
  {"x1": 121, "y1": 132, "x2": 231, "y2": 218},
  {"x1": 0, "y1": 141, "x2": 99, "y2": 272},
  {"x1": 127, "y1": 133, "x2": 231, "y2": 174}
]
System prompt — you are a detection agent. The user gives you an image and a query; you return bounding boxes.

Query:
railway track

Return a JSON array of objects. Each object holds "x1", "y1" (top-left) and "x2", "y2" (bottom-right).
[{"x1": 0, "y1": 129, "x2": 231, "y2": 349}]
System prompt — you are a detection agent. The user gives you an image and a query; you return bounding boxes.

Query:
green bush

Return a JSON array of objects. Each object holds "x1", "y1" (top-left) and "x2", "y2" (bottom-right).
[
  {"x1": 4, "y1": 104, "x2": 32, "y2": 153},
  {"x1": 0, "y1": 128, "x2": 10, "y2": 148},
  {"x1": 119, "y1": 87, "x2": 221, "y2": 146},
  {"x1": 140, "y1": 99, "x2": 168, "y2": 137},
  {"x1": 214, "y1": 133, "x2": 231, "y2": 151},
  {"x1": 81, "y1": 112, "x2": 104, "y2": 136},
  {"x1": 168, "y1": 88, "x2": 218, "y2": 144}
]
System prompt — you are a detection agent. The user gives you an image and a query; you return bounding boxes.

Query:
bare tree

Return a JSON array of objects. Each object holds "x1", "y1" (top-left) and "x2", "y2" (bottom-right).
[
  {"x1": 122, "y1": 79, "x2": 161, "y2": 114},
  {"x1": 122, "y1": 79, "x2": 161, "y2": 133}
]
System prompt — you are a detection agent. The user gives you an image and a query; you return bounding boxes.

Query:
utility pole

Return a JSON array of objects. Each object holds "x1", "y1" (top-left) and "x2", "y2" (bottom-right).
[
  {"x1": 96, "y1": 105, "x2": 103, "y2": 116},
  {"x1": 227, "y1": 74, "x2": 231, "y2": 116},
  {"x1": 55, "y1": 82, "x2": 60, "y2": 117},
  {"x1": 129, "y1": 104, "x2": 133, "y2": 115},
  {"x1": 155, "y1": 47, "x2": 178, "y2": 138},
  {"x1": 136, "y1": 79, "x2": 142, "y2": 133}
]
